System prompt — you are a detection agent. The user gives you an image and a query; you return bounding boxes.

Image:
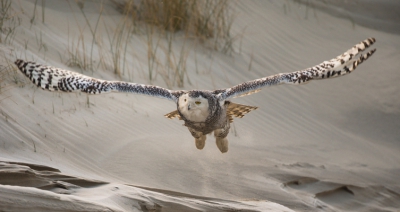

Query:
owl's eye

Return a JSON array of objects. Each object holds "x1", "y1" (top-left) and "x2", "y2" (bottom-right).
[
  {"x1": 195, "y1": 101, "x2": 201, "y2": 105},
  {"x1": 184, "y1": 99, "x2": 187, "y2": 102}
]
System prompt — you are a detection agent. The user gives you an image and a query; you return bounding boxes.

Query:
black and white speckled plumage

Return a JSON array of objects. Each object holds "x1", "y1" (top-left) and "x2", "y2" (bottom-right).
[
  {"x1": 215, "y1": 38, "x2": 376, "y2": 100},
  {"x1": 15, "y1": 38, "x2": 376, "y2": 153},
  {"x1": 14, "y1": 59, "x2": 183, "y2": 101}
]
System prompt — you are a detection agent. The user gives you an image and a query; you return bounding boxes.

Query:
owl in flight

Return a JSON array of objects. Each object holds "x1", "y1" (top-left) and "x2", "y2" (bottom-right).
[{"x1": 15, "y1": 38, "x2": 376, "y2": 153}]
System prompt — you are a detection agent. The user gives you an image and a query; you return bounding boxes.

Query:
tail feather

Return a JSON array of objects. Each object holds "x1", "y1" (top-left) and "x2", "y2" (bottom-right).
[
  {"x1": 226, "y1": 102, "x2": 258, "y2": 123},
  {"x1": 164, "y1": 110, "x2": 182, "y2": 120}
]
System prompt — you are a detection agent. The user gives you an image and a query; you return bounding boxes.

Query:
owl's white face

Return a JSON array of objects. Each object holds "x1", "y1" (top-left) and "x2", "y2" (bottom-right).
[{"x1": 178, "y1": 93, "x2": 209, "y2": 122}]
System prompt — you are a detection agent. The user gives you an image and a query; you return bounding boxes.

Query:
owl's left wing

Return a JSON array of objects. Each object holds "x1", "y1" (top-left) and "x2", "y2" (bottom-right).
[
  {"x1": 14, "y1": 59, "x2": 184, "y2": 102},
  {"x1": 216, "y1": 38, "x2": 376, "y2": 101}
]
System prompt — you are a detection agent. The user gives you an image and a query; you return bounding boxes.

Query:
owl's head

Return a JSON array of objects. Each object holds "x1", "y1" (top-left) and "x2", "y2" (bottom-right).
[{"x1": 178, "y1": 92, "x2": 209, "y2": 122}]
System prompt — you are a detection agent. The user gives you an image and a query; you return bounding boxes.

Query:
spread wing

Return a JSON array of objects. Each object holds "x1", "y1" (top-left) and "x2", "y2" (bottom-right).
[
  {"x1": 215, "y1": 38, "x2": 376, "y2": 101},
  {"x1": 14, "y1": 59, "x2": 185, "y2": 102}
]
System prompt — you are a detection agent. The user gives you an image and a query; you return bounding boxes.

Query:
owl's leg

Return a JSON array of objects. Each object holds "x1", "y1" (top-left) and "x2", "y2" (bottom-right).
[
  {"x1": 214, "y1": 123, "x2": 230, "y2": 153},
  {"x1": 188, "y1": 128, "x2": 206, "y2": 150}
]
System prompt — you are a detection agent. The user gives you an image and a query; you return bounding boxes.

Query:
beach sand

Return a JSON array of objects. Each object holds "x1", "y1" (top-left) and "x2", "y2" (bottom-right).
[{"x1": 0, "y1": 0, "x2": 399, "y2": 211}]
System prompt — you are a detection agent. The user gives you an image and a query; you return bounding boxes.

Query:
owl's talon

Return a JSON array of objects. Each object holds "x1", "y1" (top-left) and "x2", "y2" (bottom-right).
[
  {"x1": 195, "y1": 135, "x2": 206, "y2": 150},
  {"x1": 216, "y1": 137, "x2": 228, "y2": 153}
]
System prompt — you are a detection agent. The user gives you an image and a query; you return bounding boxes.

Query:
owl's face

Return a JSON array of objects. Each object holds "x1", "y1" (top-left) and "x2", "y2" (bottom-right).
[{"x1": 178, "y1": 93, "x2": 209, "y2": 122}]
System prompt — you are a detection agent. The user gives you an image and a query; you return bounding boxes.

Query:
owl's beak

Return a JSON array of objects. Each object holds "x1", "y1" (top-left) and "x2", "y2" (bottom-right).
[{"x1": 188, "y1": 103, "x2": 191, "y2": 110}]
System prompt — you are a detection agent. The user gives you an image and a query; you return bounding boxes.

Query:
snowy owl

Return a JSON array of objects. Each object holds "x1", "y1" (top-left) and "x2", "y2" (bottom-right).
[{"x1": 15, "y1": 38, "x2": 376, "y2": 153}]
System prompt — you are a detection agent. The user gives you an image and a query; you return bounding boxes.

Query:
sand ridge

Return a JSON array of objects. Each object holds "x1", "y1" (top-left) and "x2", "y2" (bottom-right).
[{"x1": 0, "y1": 161, "x2": 293, "y2": 211}]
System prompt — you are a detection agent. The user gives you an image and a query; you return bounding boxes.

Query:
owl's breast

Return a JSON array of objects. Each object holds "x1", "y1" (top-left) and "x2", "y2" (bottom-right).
[{"x1": 182, "y1": 108, "x2": 209, "y2": 123}]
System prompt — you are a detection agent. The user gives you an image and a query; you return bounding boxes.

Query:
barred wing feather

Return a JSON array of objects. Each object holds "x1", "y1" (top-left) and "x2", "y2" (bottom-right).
[
  {"x1": 14, "y1": 59, "x2": 183, "y2": 102},
  {"x1": 217, "y1": 38, "x2": 376, "y2": 101}
]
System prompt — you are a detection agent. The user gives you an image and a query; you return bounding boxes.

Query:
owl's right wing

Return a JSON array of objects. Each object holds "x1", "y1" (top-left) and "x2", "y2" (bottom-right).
[
  {"x1": 215, "y1": 38, "x2": 376, "y2": 101},
  {"x1": 15, "y1": 60, "x2": 185, "y2": 103}
]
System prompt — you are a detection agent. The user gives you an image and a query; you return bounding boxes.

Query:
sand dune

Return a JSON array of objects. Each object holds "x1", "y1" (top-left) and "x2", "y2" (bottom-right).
[
  {"x1": 0, "y1": 161, "x2": 292, "y2": 212},
  {"x1": 278, "y1": 174, "x2": 400, "y2": 211},
  {"x1": 0, "y1": 0, "x2": 399, "y2": 211}
]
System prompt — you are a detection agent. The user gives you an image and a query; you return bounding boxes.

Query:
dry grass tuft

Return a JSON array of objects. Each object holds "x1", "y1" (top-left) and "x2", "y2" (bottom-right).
[{"x1": 114, "y1": 0, "x2": 235, "y2": 52}]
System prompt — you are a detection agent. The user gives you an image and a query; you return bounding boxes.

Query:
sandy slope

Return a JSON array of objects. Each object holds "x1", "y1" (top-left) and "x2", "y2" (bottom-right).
[
  {"x1": 0, "y1": 161, "x2": 289, "y2": 212},
  {"x1": 0, "y1": 0, "x2": 399, "y2": 211}
]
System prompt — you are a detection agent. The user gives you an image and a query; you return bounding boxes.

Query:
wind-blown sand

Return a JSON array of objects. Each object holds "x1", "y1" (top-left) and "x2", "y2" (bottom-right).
[{"x1": 0, "y1": 0, "x2": 399, "y2": 211}]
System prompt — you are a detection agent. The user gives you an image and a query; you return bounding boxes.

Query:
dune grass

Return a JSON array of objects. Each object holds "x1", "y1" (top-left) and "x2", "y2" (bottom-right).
[
  {"x1": 76, "y1": 0, "x2": 236, "y2": 88},
  {"x1": 0, "y1": 0, "x2": 20, "y2": 45},
  {"x1": 0, "y1": 58, "x2": 24, "y2": 104},
  {"x1": 15, "y1": 0, "x2": 237, "y2": 89},
  {"x1": 115, "y1": 0, "x2": 237, "y2": 87},
  {"x1": 0, "y1": 0, "x2": 239, "y2": 91},
  {"x1": 115, "y1": 0, "x2": 236, "y2": 52}
]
